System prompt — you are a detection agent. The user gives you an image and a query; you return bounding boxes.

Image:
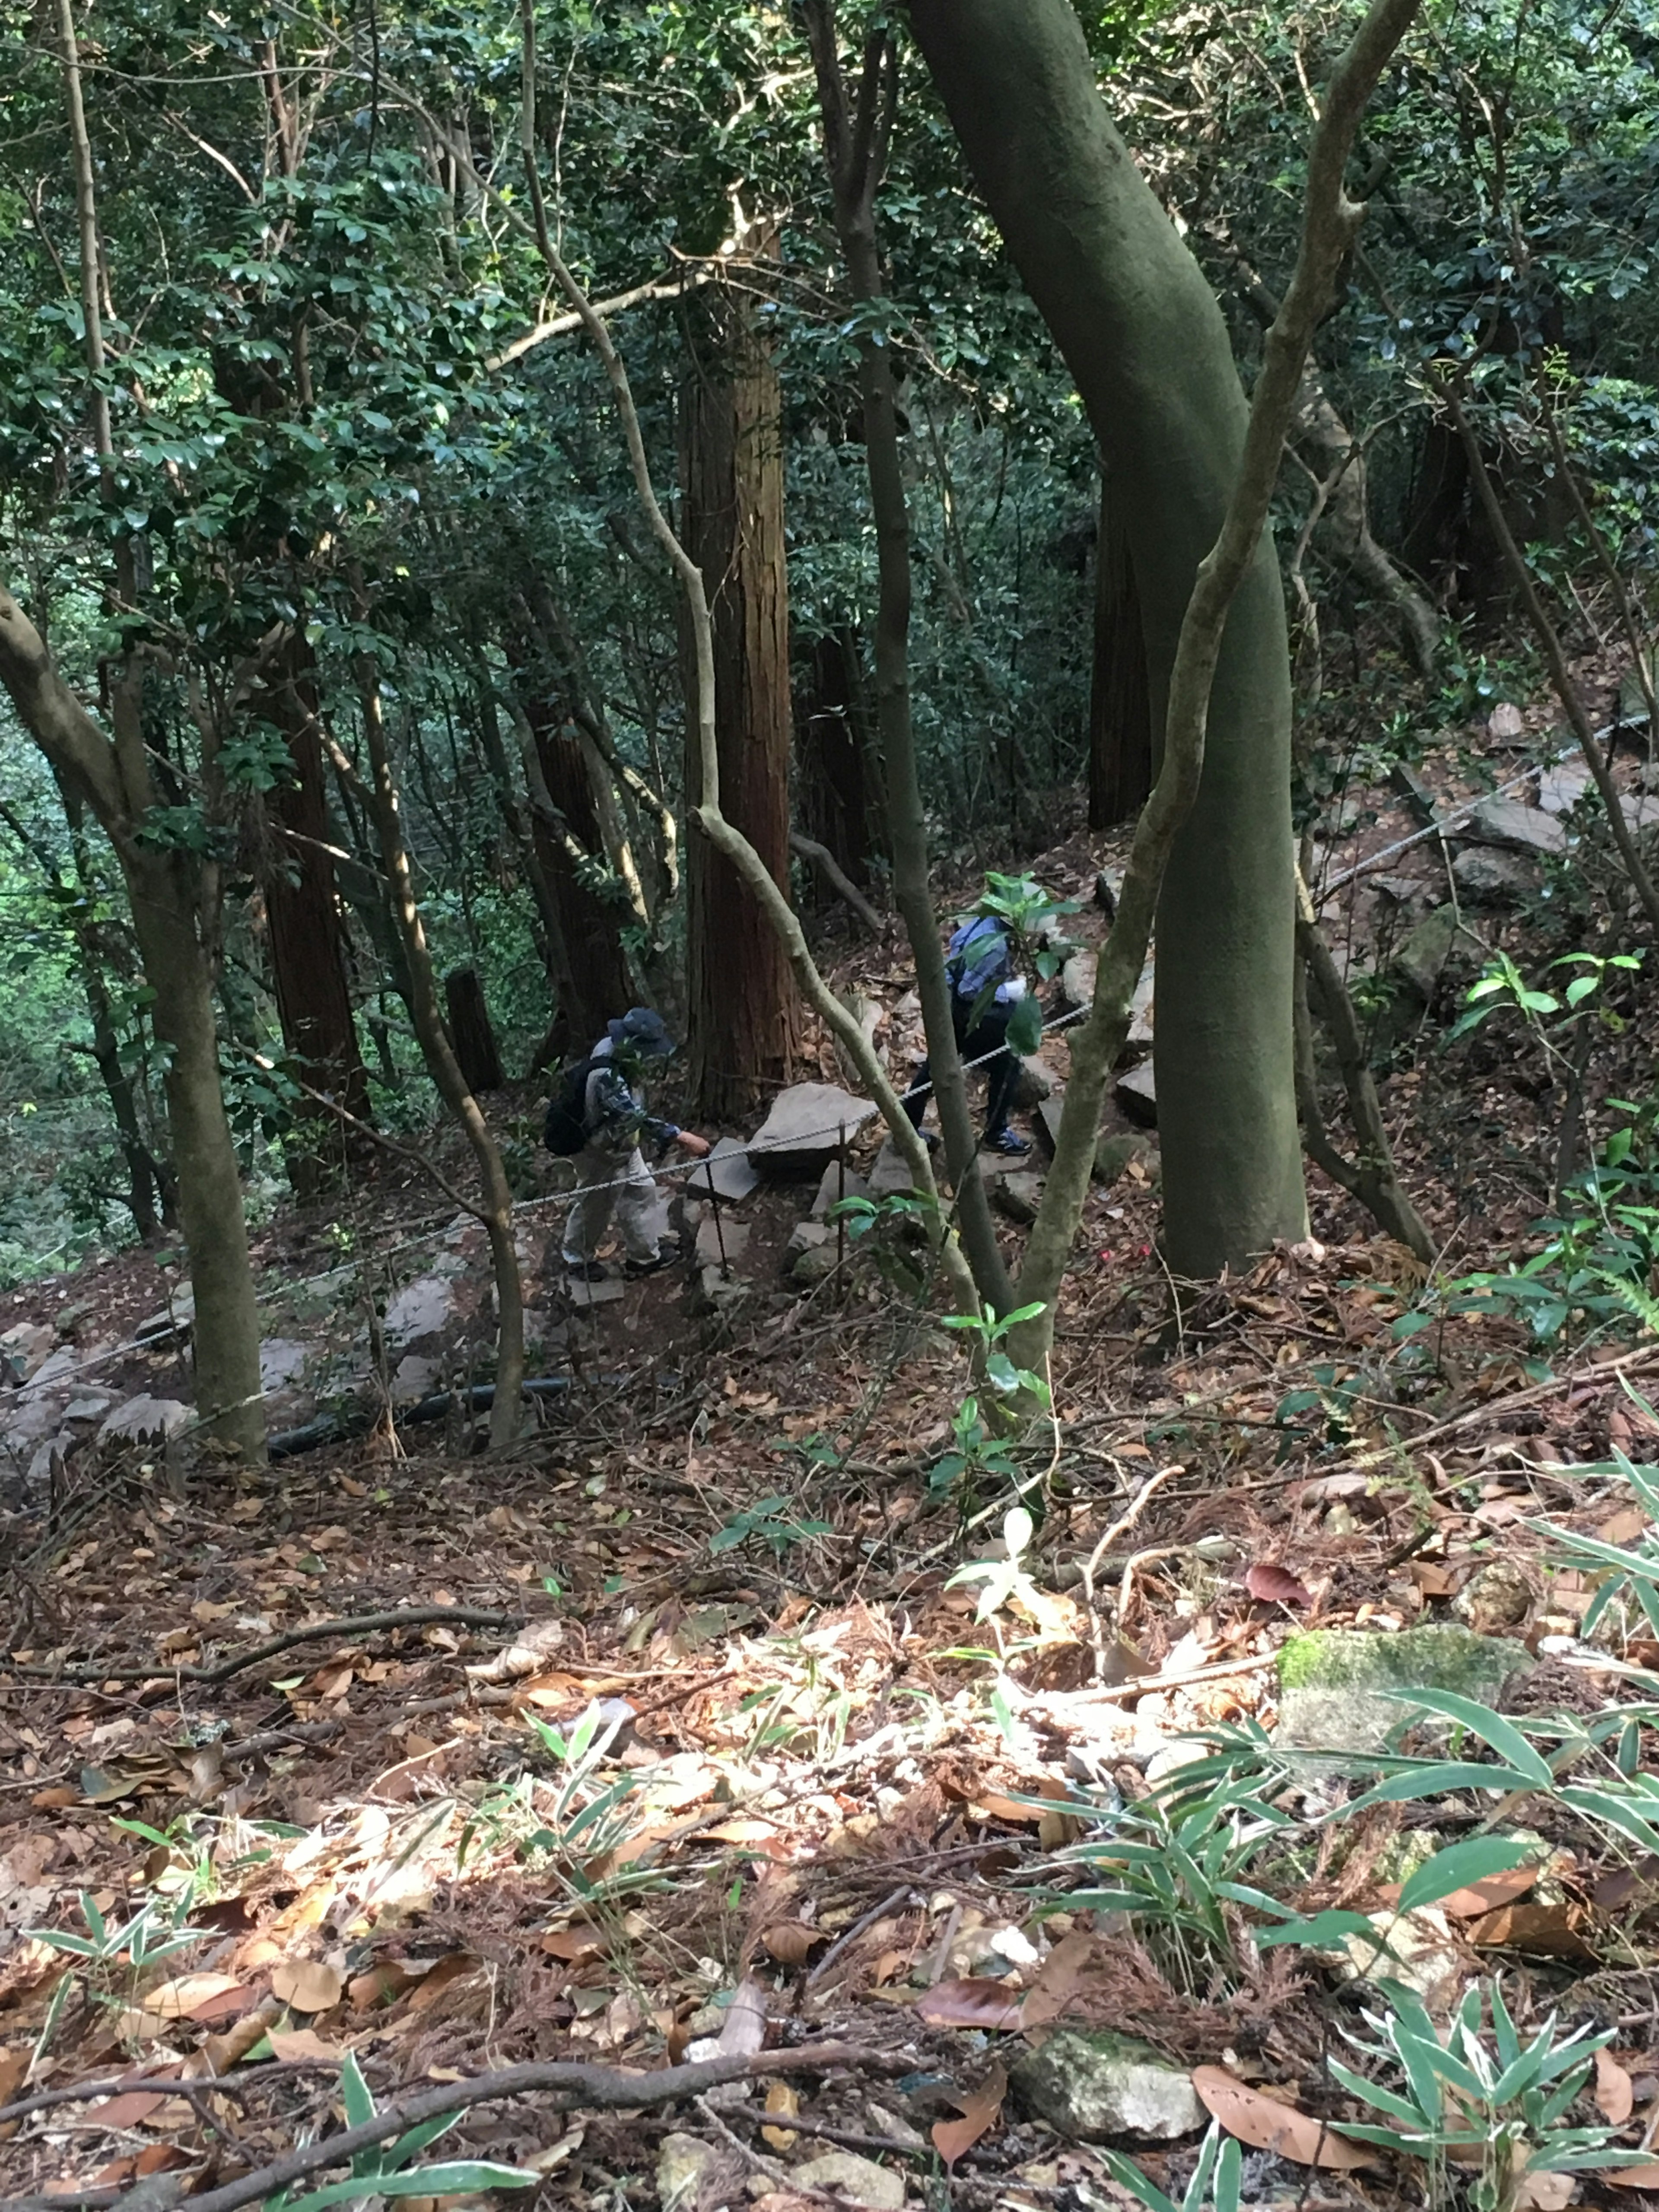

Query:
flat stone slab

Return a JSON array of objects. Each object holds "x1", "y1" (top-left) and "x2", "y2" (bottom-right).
[
  {"x1": 786, "y1": 1220, "x2": 832, "y2": 1258},
  {"x1": 391, "y1": 1354, "x2": 441, "y2": 1405},
  {"x1": 867, "y1": 1137, "x2": 915, "y2": 1196},
  {"x1": 992, "y1": 1170, "x2": 1044, "y2": 1225},
  {"x1": 1011, "y1": 2028, "x2": 1202, "y2": 2143},
  {"x1": 747, "y1": 1083, "x2": 877, "y2": 1174},
  {"x1": 1538, "y1": 760, "x2": 1593, "y2": 815},
  {"x1": 135, "y1": 1290, "x2": 194, "y2": 1343},
  {"x1": 383, "y1": 1274, "x2": 456, "y2": 1351},
  {"x1": 0, "y1": 1322, "x2": 54, "y2": 1383},
  {"x1": 1392, "y1": 904, "x2": 1484, "y2": 1000},
  {"x1": 259, "y1": 1338, "x2": 309, "y2": 1392},
  {"x1": 20, "y1": 1348, "x2": 81, "y2": 1396},
  {"x1": 809, "y1": 1160, "x2": 868, "y2": 1220},
  {"x1": 695, "y1": 1216, "x2": 751, "y2": 1270},
  {"x1": 99, "y1": 1395, "x2": 191, "y2": 1447},
  {"x1": 1622, "y1": 792, "x2": 1659, "y2": 838},
  {"x1": 62, "y1": 1392, "x2": 115, "y2": 1424},
  {"x1": 566, "y1": 1276, "x2": 626, "y2": 1309},
  {"x1": 1465, "y1": 797, "x2": 1569, "y2": 856},
  {"x1": 687, "y1": 1137, "x2": 760, "y2": 1205},
  {"x1": 1115, "y1": 1062, "x2": 1158, "y2": 1128}
]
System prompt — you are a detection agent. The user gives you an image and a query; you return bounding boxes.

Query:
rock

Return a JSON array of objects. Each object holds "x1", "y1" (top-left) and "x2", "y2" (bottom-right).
[
  {"x1": 656, "y1": 2133, "x2": 718, "y2": 2211},
  {"x1": 747, "y1": 1083, "x2": 877, "y2": 1175},
  {"x1": 1538, "y1": 760, "x2": 1593, "y2": 815},
  {"x1": 1035, "y1": 1095, "x2": 1065, "y2": 1156},
  {"x1": 1338, "y1": 1907, "x2": 1464, "y2": 2010},
  {"x1": 1487, "y1": 701, "x2": 1526, "y2": 743},
  {"x1": 1622, "y1": 792, "x2": 1659, "y2": 839},
  {"x1": 383, "y1": 1274, "x2": 456, "y2": 1352},
  {"x1": 522, "y1": 1310, "x2": 568, "y2": 1357},
  {"x1": 992, "y1": 1171, "x2": 1044, "y2": 1226},
  {"x1": 135, "y1": 1290, "x2": 194, "y2": 1344},
  {"x1": 1012, "y1": 1054, "x2": 1056, "y2": 1107},
  {"x1": 1454, "y1": 1559, "x2": 1536, "y2": 1634},
  {"x1": 61, "y1": 1393, "x2": 114, "y2": 1425},
  {"x1": 810, "y1": 1160, "x2": 868, "y2": 1219},
  {"x1": 695, "y1": 1216, "x2": 751, "y2": 1270},
  {"x1": 1126, "y1": 965, "x2": 1156, "y2": 1048},
  {"x1": 1452, "y1": 847, "x2": 1539, "y2": 904},
  {"x1": 1115, "y1": 1063, "x2": 1157, "y2": 1128},
  {"x1": 868, "y1": 1138, "x2": 915, "y2": 1197},
  {"x1": 1011, "y1": 2028, "x2": 1203, "y2": 2143},
  {"x1": 1276, "y1": 1625, "x2": 1528, "y2": 1756},
  {"x1": 566, "y1": 1276, "x2": 626, "y2": 1309},
  {"x1": 792, "y1": 2153, "x2": 907, "y2": 2210},
  {"x1": 25, "y1": 1433, "x2": 73, "y2": 1485},
  {"x1": 0, "y1": 1322, "x2": 54, "y2": 1384},
  {"x1": 98, "y1": 1395, "x2": 191, "y2": 1447},
  {"x1": 1059, "y1": 951, "x2": 1096, "y2": 1011},
  {"x1": 391, "y1": 1355, "x2": 441, "y2": 1406},
  {"x1": 1391, "y1": 905, "x2": 1484, "y2": 1002},
  {"x1": 688, "y1": 1138, "x2": 760, "y2": 1205},
  {"x1": 697, "y1": 1262, "x2": 751, "y2": 1311},
  {"x1": 1094, "y1": 870, "x2": 1121, "y2": 919},
  {"x1": 791, "y1": 1243, "x2": 839, "y2": 1288},
  {"x1": 1465, "y1": 798, "x2": 1569, "y2": 857},
  {"x1": 20, "y1": 1347, "x2": 81, "y2": 1396},
  {"x1": 1094, "y1": 1131, "x2": 1152, "y2": 1186},
  {"x1": 3, "y1": 1393, "x2": 72, "y2": 1447},
  {"x1": 787, "y1": 1220, "x2": 831, "y2": 1259},
  {"x1": 259, "y1": 1339, "x2": 309, "y2": 1392}
]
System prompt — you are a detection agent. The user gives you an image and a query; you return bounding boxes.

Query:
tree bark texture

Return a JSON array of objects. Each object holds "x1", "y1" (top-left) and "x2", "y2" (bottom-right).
[
  {"x1": 444, "y1": 966, "x2": 505, "y2": 1092},
  {"x1": 256, "y1": 635, "x2": 371, "y2": 1188},
  {"x1": 678, "y1": 279, "x2": 803, "y2": 1121},
  {"x1": 0, "y1": 585, "x2": 267, "y2": 1459},
  {"x1": 356, "y1": 662, "x2": 524, "y2": 1448},
  {"x1": 511, "y1": 677, "x2": 634, "y2": 1049},
  {"x1": 1087, "y1": 473, "x2": 1154, "y2": 828},
  {"x1": 909, "y1": 0, "x2": 1309, "y2": 1278},
  {"x1": 796, "y1": 626, "x2": 879, "y2": 888}
]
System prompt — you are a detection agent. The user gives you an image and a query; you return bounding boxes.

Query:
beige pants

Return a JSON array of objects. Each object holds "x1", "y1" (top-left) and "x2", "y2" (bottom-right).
[{"x1": 562, "y1": 1142, "x2": 661, "y2": 1265}]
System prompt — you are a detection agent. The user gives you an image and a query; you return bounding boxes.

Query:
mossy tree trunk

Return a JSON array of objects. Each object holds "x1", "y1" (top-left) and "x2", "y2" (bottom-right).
[{"x1": 909, "y1": 0, "x2": 1309, "y2": 1278}]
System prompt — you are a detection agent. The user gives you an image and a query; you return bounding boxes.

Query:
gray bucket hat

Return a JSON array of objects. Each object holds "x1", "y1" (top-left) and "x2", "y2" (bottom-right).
[{"x1": 606, "y1": 1007, "x2": 674, "y2": 1058}]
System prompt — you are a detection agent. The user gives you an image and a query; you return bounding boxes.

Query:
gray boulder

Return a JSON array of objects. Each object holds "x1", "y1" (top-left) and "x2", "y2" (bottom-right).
[
  {"x1": 1115, "y1": 1063, "x2": 1158, "y2": 1128},
  {"x1": 382, "y1": 1274, "x2": 456, "y2": 1352},
  {"x1": 1390, "y1": 905, "x2": 1484, "y2": 1003},
  {"x1": 1465, "y1": 798, "x2": 1568, "y2": 856},
  {"x1": 1011, "y1": 2028, "x2": 1202, "y2": 2142},
  {"x1": 748, "y1": 1083, "x2": 877, "y2": 1175},
  {"x1": 689, "y1": 1138, "x2": 760, "y2": 1205},
  {"x1": 99, "y1": 1395, "x2": 191, "y2": 1447},
  {"x1": 1452, "y1": 847, "x2": 1539, "y2": 905}
]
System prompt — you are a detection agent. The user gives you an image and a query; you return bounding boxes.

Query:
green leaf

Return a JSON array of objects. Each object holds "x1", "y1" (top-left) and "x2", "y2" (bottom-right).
[
  {"x1": 1005, "y1": 995, "x2": 1042, "y2": 1055},
  {"x1": 1351, "y1": 1761, "x2": 1536, "y2": 1807},
  {"x1": 275, "y1": 2161, "x2": 539, "y2": 2212},
  {"x1": 1397, "y1": 1836, "x2": 1537, "y2": 1914},
  {"x1": 1378, "y1": 1689, "x2": 1554, "y2": 1785}
]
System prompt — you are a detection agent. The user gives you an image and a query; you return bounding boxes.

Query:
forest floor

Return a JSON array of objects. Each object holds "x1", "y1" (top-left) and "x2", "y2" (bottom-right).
[{"x1": 9, "y1": 678, "x2": 1659, "y2": 2210}]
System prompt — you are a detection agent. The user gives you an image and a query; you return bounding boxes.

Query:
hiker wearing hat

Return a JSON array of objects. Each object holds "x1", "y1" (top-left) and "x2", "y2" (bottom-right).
[
  {"x1": 903, "y1": 911, "x2": 1032, "y2": 1157},
  {"x1": 550, "y1": 1008, "x2": 710, "y2": 1281}
]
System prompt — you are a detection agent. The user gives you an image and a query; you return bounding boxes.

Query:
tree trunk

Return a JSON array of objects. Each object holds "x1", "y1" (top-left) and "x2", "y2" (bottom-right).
[
  {"x1": 507, "y1": 664, "x2": 634, "y2": 1049},
  {"x1": 257, "y1": 635, "x2": 371, "y2": 1193},
  {"x1": 445, "y1": 966, "x2": 504, "y2": 1092},
  {"x1": 909, "y1": 0, "x2": 1309, "y2": 1278},
  {"x1": 356, "y1": 660, "x2": 524, "y2": 1449},
  {"x1": 1087, "y1": 473, "x2": 1154, "y2": 828},
  {"x1": 678, "y1": 276, "x2": 803, "y2": 1121},
  {"x1": 0, "y1": 586, "x2": 267, "y2": 1460},
  {"x1": 796, "y1": 627, "x2": 878, "y2": 889}
]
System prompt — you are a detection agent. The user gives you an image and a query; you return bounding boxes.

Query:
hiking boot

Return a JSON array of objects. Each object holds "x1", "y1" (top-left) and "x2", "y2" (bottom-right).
[
  {"x1": 564, "y1": 1257, "x2": 608, "y2": 1282},
  {"x1": 625, "y1": 1252, "x2": 672, "y2": 1279},
  {"x1": 985, "y1": 1127, "x2": 1032, "y2": 1157}
]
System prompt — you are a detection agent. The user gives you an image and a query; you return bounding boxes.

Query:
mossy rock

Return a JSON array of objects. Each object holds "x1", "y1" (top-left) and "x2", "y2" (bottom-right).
[
  {"x1": 1277, "y1": 1625, "x2": 1527, "y2": 1758},
  {"x1": 1011, "y1": 2028, "x2": 1201, "y2": 2142}
]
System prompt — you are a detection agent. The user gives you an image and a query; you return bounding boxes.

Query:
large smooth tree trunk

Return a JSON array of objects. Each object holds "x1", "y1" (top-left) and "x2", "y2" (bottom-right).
[
  {"x1": 797, "y1": 627, "x2": 880, "y2": 889},
  {"x1": 0, "y1": 588, "x2": 267, "y2": 1458},
  {"x1": 679, "y1": 277, "x2": 803, "y2": 1121},
  {"x1": 1087, "y1": 474, "x2": 1154, "y2": 828},
  {"x1": 257, "y1": 636, "x2": 371, "y2": 1192},
  {"x1": 909, "y1": 0, "x2": 1308, "y2": 1276}
]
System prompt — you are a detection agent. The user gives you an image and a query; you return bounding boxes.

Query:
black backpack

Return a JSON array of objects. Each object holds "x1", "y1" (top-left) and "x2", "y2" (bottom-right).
[{"x1": 543, "y1": 1055, "x2": 599, "y2": 1155}]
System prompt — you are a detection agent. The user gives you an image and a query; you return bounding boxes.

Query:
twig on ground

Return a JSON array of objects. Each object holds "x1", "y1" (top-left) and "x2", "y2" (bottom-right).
[
  {"x1": 1079, "y1": 1462, "x2": 1177, "y2": 1681},
  {"x1": 100, "y1": 2043, "x2": 904, "y2": 2212},
  {"x1": 0, "y1": 2059, "x2": 336, "y2": 2132},
  {"x1": 7, "y1": 1606, "x2": 524, "y2": 1684},
  {"x1": 806, "y1": 1884, "x2": 913, "y2": 1987}
]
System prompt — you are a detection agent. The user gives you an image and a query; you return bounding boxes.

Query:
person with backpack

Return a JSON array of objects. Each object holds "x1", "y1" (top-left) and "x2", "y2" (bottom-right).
[
  {"x1": 545, "y1": 1007, "x2": 710, "y2": 1281},
  {"x1": 903, "y1": 910, "x2": 1033, "y2": 1157}
]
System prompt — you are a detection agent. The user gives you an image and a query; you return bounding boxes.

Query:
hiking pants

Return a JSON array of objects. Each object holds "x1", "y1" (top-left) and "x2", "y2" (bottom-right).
[
  {"x1": 904, "y1": 999, "x2": 1020, "y2": 1140},
  {"x1": 562, "y1": 1142, "x2": 662, "y2": 1265}
]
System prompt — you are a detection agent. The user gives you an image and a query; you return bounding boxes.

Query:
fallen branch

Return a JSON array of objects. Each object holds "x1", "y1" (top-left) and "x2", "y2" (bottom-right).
[
  {"x1": 103, "y1": 2043, "x2": 903, "y2": 2212},
  {"x1": 789, "y1": 831, "x2": 884, "y2": 936},
  {"x1": 8, "y1": 1606, "x2": 523, "y2": 1685}
]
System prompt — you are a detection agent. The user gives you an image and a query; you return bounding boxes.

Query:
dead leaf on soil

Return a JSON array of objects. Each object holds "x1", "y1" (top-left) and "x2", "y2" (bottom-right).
[
  {"x1": 1378, "y1": 1863, "x2": 1542, "y2": 1920},
  {"x1": 1245, "y1": 1562, "x2": 1313, "y2": 1607},
  {"x1": 1191, "y1": 2066, "x2": 1379, "y2": 2170},
  {"x1": 1514, "y1": 2170, "x2": 1576, "y2": 2210},
  {"x1": 1595, "y1": 2048, "x2": 1635, "y2": 2125},
  {"x1": 267, "y1": 2028, "x2": 341, "y2": 2063},
  {"x1": 933, "y1": 2064, "x2": 1006, "y2": 2168},
  {"x1": 348, "y1": 1962, "x2": 417, "y2": 2009},
  {"x1": 1465, "y1": 1901, "x2": 1597, "y2": 1960},
  {"x1": 539, "y1": 1930, "x2": 605, "y2": 1965},
  {"x1": 1608, "y1": 2163, "x2": 1659, "y2": 2191},
  {"x1": 1019, "y1": 1932, "x2": 1097, "y2": 2032},
  {"x1": 95, "y1": 2070, "x2": 184, "y2": 2128},
  {"x1": 1409, "y1": 1562, "x2": 1460, "y2": 1598},
  {"x1": 270, "y1": 1960, "x2": 343, "y2": 2013},
  {"x1": 715, "y1": 1977, "x2": 769, "y2": 2057},
  {"x1": 761, "y1": 1920, "x2": 827, "y2": 1967},
  {"x1": 142, "y1": 1970, "x2": 247, "y2": 2021},
  {"x1": 762, "y1": 2081, "x2": 800, "y2": 2150},
  {"x1": 918, "y1": 1978, "x2": 1023, "y2": 2031}
]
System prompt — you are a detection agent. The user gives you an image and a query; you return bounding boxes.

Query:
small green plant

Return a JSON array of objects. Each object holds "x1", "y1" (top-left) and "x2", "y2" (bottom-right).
[
  {"x1": 264, "y1": 2050, "x2": 537, "y2": 2212},
  {"x1": 942, "y1": 1296, "x2": 1051, "y2": 1404},
  {"x1": 1331, "y1": 1979, "x2": 1650, "y2": 2211},
  {"x1": 1100, "y1": 2123, "x2": 1241, "y2": 2212},
  {"x1": 710, "y1": 1494, "x2": 832, "y2": 1560},
  {"x1": 30, "y1": 1890, "x2": 204, "y2": 1980},
  {"x1": 927, "y1": 1390, "x2": 1020, "y2": 1513},
  {"x1": 456, "y1": 1703, "x2": 653, "y2": 1906}
]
